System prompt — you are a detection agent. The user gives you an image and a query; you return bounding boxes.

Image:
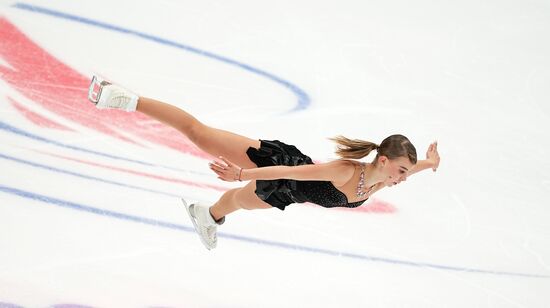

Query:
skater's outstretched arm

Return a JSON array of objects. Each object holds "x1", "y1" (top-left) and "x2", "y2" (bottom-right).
[
  {"x1": 210, "y1": 141, "x2": 440, "y2": 186},
  {"x1": 210, "y1": 158, "x2": 356, "y2": 186}
]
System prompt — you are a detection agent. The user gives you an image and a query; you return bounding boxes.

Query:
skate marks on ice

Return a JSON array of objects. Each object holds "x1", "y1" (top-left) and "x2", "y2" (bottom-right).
[{"x1": 0, "y1": 185, "x2": 548, "y2": 279}]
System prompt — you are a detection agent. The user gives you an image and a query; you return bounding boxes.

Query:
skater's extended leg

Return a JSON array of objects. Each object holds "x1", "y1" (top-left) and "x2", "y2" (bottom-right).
[{"x1": 137, "y1": 97, "x2": 260, "y2": 168}]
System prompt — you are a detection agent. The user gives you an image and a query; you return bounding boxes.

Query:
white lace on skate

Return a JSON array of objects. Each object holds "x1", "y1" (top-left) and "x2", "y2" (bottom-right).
[
  {"x1": 96, "y1": 84, "x2": 138, "y2": 112},
  {"x1": 88, "y1": 76, "x2": 138, "y2": 112}
]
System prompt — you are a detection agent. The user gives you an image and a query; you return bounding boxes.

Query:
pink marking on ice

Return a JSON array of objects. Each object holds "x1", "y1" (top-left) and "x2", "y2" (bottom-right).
[
  {"x1": 348, "y1": 198, "x2": 397, "y2": 213},
  {"x1": 304, "y1": 198, "x2": 397, "y2": 213},
  {"x1": 32, "y1": 149, "x2": 229, "y2": 192},
  {"x1": 0, "y1": 18, "x2": 208, "y2": 157},
  {"x1": 8, "y1": 97, "x2": 74, "y2": 131}
]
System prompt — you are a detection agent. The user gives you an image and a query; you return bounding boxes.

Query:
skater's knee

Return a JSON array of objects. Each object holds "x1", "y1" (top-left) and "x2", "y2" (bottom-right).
[{"x1": 235, "y1": 188, "x2": 271, "y2": 210}]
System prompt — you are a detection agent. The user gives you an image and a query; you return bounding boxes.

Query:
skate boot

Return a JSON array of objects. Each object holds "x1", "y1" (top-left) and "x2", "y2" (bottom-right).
[
  {"x1": 88, "y1": 75, "x2": 138, "y2": 112},
  {"x1": 183, "y1": 200, "x2": 225, "y2": 250}
]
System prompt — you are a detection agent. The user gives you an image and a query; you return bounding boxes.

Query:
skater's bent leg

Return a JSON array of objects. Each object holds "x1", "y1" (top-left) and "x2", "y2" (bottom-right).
[
  {"x1": 210, "y1": 181, "x2": 271, "y2": 221},
  {"x1": 136, "y1": 97, "x2": 260, "y2": 168}
]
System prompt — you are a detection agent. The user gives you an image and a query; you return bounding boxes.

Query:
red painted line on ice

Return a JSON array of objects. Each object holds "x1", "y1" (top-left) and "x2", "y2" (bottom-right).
[
  {"x1": 31, "y1": 149, "x2": 230, "y2": 192},
  {"x1": 0, "y1": 17, "x2": 208, "y2": 157},
  {"x1": 8, "y1": 97, "x2": 74, "y2": 131}
]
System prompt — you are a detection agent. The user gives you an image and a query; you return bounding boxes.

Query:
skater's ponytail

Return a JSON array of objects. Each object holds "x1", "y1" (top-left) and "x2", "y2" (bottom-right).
[
  {"x1": 331, "y1": 134, "x2": 417, "y2": 164},
  {"x1": 330, "y1": 136, "x2": 379, "y2": 159}
]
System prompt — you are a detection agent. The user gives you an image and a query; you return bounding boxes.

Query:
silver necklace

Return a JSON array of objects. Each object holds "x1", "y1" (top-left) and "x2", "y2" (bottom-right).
[{"x1": 356, "y1": 163, "x2": 375, "y2": 198}]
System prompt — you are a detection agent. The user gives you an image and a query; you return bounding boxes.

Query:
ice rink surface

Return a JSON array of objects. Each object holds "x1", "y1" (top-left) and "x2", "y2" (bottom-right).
[{"x1": 1, "y1": 0, "x2": 549, "y2": 307}]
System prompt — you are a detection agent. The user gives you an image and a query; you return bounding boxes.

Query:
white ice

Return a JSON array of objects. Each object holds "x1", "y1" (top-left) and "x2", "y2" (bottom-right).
[{"x1": 1, "y1": 0, "x2": 549, "y2": 307}]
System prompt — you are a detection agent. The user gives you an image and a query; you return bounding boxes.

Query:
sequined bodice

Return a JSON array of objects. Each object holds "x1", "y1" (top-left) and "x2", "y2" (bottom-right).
[{"x1": 295, "y1": 180, "x2": 367, "y2": 208}]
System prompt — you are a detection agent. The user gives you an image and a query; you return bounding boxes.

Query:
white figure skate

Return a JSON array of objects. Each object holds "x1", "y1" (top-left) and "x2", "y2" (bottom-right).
[
  {"x1": 87, "y1": 75, "x2": 138, "y2": 112},
  {"x1": 182, "y1": 199, "x2": 224, "y2": 250}
]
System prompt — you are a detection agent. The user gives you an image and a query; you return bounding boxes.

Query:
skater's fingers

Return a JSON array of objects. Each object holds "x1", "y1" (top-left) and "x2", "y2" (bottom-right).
[
  {"x1": 210, "y1": 165, "x2": 223, "y2": 174},
  {"x1": 210, "y1": 159, "x2": 226, "y2": 167},
  {"x1": 210, "y1": 160, "x2": 229, "y2": 170},
  {"x1": 209, "y1": 163, "x2": 238, "y2": 182},
  {"x1": 209, "y1": 165, "x2": 230, "y2": 180},
  {"x1": 218, "y1": 156, "x2": 234, "y2": 167},
  {"x1": 209, "y1": 162, "x2": 222, "y2": 172},
  {"x1": 213, "y1": 163, "x2": 237, "y2": 177}
]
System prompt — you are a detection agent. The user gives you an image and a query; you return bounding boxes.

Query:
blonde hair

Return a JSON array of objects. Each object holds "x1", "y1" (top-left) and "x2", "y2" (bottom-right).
[{"x1": 330, "y1": 134, "x2": 417, "y2": 164}]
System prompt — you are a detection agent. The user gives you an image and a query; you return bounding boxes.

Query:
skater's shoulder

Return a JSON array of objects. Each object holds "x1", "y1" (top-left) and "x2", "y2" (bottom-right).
[
  {"x1": 331, "y1": 158, "x2": 361, "y2": 168},
  {"x1": 324, "y1": 159, "x2": 357, "y2": 186}
]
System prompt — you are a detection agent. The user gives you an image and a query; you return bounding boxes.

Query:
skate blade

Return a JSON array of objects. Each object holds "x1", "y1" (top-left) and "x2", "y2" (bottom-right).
[
  {"x1": 87, "y1": 75, "x2": 111, "y2": 104},
  {"x1": 181, "y1": 198, "x2": 212, "y2": 250}
]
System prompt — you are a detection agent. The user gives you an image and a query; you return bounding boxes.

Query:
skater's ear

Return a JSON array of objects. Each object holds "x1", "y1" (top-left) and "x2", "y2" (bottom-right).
[{"x1": 377, "y1": 155, "x2": 389, "y2": 167}]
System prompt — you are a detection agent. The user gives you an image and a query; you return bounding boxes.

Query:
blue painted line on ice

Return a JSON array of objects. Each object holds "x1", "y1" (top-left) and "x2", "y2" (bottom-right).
[
  {"x1": 0, "y1": 120, "x2": 193, "y2": 174},
  {"x1": 0, "y1": 301, "x2": 23, "y2": 308},
  {"x1": 13, "y1": 2, "x2": 311, "y2": 112},
  {"x1": 0, "y1": 185, "x2": 192, "y2": 232},
  {"x1": 0, "y1": 152, "x2": 181, "y2": 198},
  {"x1": 5, "y1": 2, "x2": 549, "y2": 280},
  {"x1": 1, "y1": 184, "x2": 548, "y2": 279}
]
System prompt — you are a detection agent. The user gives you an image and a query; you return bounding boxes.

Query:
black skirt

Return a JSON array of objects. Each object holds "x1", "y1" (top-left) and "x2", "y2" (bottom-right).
[{"x1": 246, "y1": 140, "x2": 313, "y2": 210}]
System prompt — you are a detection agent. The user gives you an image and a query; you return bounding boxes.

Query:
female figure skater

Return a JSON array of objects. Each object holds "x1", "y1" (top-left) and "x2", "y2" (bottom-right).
[{"x1": 88, "y1": 77, "x2": 440, "y2": 250}]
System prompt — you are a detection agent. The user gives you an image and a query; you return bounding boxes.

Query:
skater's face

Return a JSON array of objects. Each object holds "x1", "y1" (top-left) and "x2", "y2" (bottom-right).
[{"x1": 378, "y1": 156, "x2": 414, "y2": 187}]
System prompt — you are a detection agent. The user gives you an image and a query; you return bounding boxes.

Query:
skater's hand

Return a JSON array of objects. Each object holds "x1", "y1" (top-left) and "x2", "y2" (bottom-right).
[
  {"x1": 426, "y1": 141, "x2": 440, "y2": 172},
  {"x1": 209, "y1": 156, "x2": 243, "y2": 182}
]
